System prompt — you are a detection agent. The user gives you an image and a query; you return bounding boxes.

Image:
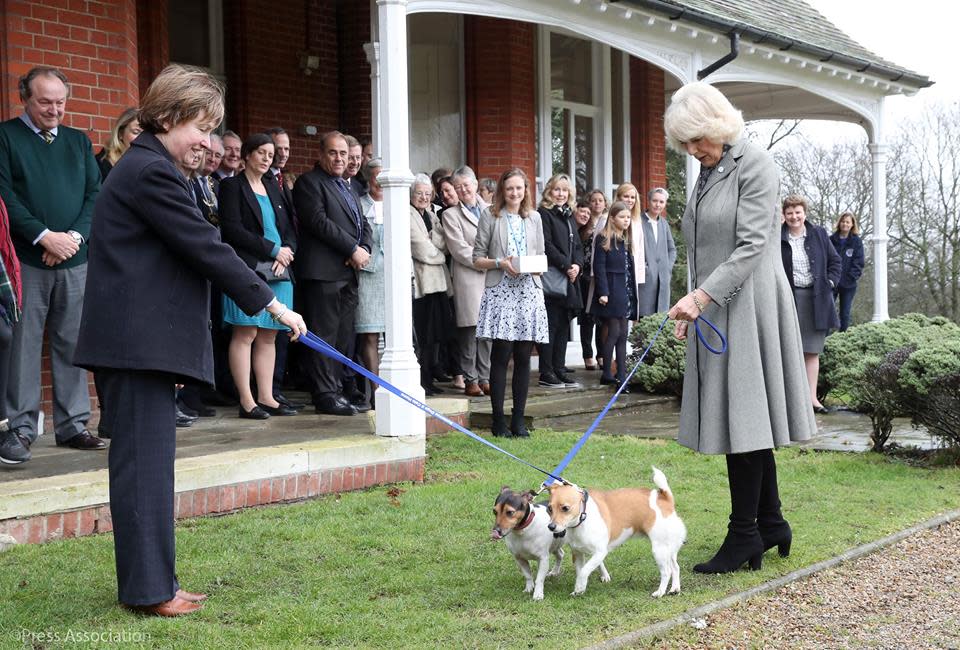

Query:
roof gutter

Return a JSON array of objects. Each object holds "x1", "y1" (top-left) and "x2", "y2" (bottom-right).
[{"x1": 616, "y1": 0, "x2": 933, "y2": 89}]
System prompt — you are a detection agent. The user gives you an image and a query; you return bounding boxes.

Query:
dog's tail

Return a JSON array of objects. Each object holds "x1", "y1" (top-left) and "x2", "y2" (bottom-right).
[{"x1": 651, "y1": 466, "x2": 674, "y2": 506}]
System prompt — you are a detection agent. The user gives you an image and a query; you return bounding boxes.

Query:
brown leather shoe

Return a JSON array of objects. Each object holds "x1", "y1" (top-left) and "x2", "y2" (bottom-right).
[
  {"x1": 56, "y1": 430, "x2": 107, "y2": 450},
  {"x1": 176, "y1": 589, "x2": 208, "y2": 603},
  {"x1": 464, "y1": 383, "x2": 483, "y2": 397},
  {"x1": 125, "y1": 596, "x2": 202, "y2": 617},
  {"x1": 480, "y1": 382, "x2": 491, "y2": 396}
]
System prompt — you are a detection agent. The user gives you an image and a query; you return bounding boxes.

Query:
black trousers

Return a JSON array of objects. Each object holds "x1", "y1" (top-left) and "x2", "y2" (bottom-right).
[
  {"x1": 539, "y1": 297, "x2": 570, "y2": 376},
  {"x1": 0, "y1": 317, "x2": 12, "y2": 422},
  {"x1": 600, "y1": 317, "x2": 629, "y2": 382},
  {"x1": 98, "y1": 368, "x2": 179, "y2": 606},
  {"x1": 301, "y1": 278, "x2": 358, "y2": 400}
]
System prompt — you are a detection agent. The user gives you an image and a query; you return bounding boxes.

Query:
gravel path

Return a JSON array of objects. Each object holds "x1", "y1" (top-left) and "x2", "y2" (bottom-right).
[{"x1": 645, "y1": 519, "x2": 960, "y2": 649}]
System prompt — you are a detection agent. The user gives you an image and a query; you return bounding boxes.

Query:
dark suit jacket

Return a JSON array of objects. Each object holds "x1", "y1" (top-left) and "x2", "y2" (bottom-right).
[
  {"x1": 74, "y1": 132, "x2": 275, "y2": 384},
  {"x1": 265, "y1": 169, "x2": 296, "y2": 224},
  {"x1": 781, "y1": 222, "x2": 842, "y2": 331},
  {"x1": 292, "y1": 165, "x2": 372, "y2": 282},
  {"x1": 219, "y1": 174, "x2": 296, "y2": 275}
]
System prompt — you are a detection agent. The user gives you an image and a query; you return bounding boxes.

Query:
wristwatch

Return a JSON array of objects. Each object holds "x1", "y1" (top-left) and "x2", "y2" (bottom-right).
[{"x1": 67, "y1": 230, "x2": 83, "y2": 246}]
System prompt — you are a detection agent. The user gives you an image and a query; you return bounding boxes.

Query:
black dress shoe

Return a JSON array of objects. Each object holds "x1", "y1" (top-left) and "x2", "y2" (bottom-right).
[
  {"x1": 599, "y1": 376, "x2": 617, "y2": 386},
  {"x1": 315, "y1": 395, "x2": 358, "y2": 416},
  {"x1": 176, "y1": 407, "x2": 198, "y2": 426},
  {"x1": 177, "y1": 400, "x2": 200, "y2": 418},
  {"x1": 423, "y1": 384, "x2": 444, "y2": 395},
  {"x1": 433, "y1": 372, "x2": 452, "y2": 383},
  {"x1": 179, "y1": 393, "x2": 216, "y2": 416},
  {"x1": 57, "y1": 430, "x2": 107, "y2": 450},
  {"x1": 239, "y1": 405, "x2": 270, "y2": 420},
  {"x1": 257, "y1": 403, "x2": 297, "y2": 416},
  {"x1": 275, "y1": 393, "x2": 306, "y2": 410}
]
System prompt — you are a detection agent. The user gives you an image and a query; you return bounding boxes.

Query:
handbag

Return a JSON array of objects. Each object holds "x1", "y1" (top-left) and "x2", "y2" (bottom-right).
[
  {"x1": 254, "y1": 260, "x2": 291, "y2": 282},
  {"x1": 541, "y1": 214, "x2": 573, "y2": 299}
]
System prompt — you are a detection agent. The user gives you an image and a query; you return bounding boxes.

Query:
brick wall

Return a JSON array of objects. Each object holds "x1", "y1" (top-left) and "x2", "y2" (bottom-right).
[
  {"x1": 223, "y1": 0, "x2": 339, "y2": 175},
  {"x1": 2, "y1": 0, "x2": 139, "y2": 147},
  {"x1": 2, "y1": 0, "x2": 140, "y2": 432},
  {"x1": 337, "y1": 0, "x2": 372, "y2": 144},
  {"x1": 463, "y1": 17, "x2": 537, "y2": 184},
  {"x1": 135, "y1": 0, "x2": 167, "y2": 95},
  {"x1": 630, "y1": 57, "x2": 667, "y2": 194}
]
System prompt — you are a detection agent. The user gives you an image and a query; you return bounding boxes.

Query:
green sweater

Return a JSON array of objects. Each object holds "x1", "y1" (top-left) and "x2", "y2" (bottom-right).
[{"x1": 0, "y1": 117, "x2": 100, "y2": 269}]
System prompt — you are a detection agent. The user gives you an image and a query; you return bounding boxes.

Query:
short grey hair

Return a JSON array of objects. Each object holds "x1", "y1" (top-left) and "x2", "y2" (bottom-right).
[
  {"x1": 209, "y1": 133, "x2": 223, "y2": 151},
  {"x1": 647, "y1": 187, "x2": 669, "y2": 201},
  {"x1": 451, "y1": 165, "x2": 477, "y2": 184},
  {"x1": 663, "y1": 81, "x2": 744, "y2": 152},
  {"x1": 365, "y1": 158, "x2": 382, "y2": 175},
  {"x1": 410, "y1": 172, "x2": 433, "y2": 200}
]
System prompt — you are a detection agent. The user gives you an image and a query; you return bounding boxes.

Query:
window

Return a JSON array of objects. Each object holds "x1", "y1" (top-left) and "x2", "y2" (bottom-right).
[{"x1": 168, "y1": 0, "x2": 224, "y2": 78}]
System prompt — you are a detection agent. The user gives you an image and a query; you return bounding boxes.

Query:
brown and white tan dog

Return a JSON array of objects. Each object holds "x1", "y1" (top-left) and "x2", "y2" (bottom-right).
[
  {"x1": 545, "y1": 467, "x2": 686, "y2": 597},
  {"x1": 491, "y1": 487, "x2": 569, "y2": 601}
]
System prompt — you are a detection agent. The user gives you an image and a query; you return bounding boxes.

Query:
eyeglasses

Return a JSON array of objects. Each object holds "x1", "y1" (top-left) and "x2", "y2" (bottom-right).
[{"x1": 413, "y1": 191, "x2": 432, "y2": 198}]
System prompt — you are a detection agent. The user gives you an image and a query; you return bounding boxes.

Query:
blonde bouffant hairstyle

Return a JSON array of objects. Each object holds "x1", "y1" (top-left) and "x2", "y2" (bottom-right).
[
  {"x1": 539, "y1": 173, "x2": 577, "y2": 210},
  {"x1": 663, "y1": 81, "x2": 744, "y2": 152}
]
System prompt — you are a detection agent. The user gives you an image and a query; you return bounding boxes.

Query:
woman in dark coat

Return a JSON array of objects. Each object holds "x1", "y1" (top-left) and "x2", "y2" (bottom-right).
[
  {"x1": 538, "y1": 173, "x2": 583, "y2": 388},
  {"x1": 74, "y1": 65, "x2": 306, "y2": 617},
  {"x1": 0, "y1": 195, "x2": 28, "y2": 464},
  {"x1": 665, "y1": 82, "x2": 816, "y2": 575},
  {"x1": 219, "y1": 132, "x2": 298, "y2": 419},
  {"x1": 829, "y1": 212, "x2": 865, "y2": 331},
  {"x1": 781, "y1": 194, "x2": 841, "y2": 413}
]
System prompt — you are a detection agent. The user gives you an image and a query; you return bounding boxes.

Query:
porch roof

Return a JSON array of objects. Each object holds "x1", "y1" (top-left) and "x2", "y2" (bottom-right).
[{"x1": 620, "y1": 0, "x2": 933, "y2": 89}]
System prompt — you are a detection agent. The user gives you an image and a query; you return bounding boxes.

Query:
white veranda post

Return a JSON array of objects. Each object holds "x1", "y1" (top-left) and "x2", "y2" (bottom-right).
[
  {"x1": 375, "y1": 0, "x2": 425, "y2": 437},
  {"x1": 869, "y1": 139, "x2": 890, "y2": 322}
]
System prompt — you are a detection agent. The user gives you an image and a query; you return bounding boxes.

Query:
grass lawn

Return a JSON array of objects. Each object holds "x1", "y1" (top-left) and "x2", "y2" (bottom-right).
[{"x1": 1, "y1": 431, "x2": 958, "y2": 649}]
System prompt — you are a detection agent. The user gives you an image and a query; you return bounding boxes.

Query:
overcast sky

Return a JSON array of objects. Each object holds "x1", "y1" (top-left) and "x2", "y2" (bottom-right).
[{"x1": 780, "y1": 0, "x2": 957, "y2": 143}]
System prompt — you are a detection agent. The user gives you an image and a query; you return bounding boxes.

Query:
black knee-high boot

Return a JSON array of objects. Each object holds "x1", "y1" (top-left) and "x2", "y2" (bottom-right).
[
  {"x1": 694, "y1": 451, "x2": 765, "y2": 574},
  {"x1": 757, "y1": 449, "x2": 792, "y2": 557}
]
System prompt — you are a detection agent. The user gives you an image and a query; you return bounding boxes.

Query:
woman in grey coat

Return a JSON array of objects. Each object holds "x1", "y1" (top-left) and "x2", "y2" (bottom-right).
[{"x1": 665, "y1": 82, "x2": 817, "y2": 575}]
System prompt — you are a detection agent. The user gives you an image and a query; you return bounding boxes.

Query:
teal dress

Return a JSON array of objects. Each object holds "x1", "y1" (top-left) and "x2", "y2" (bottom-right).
[{"x1": 222, "y1": 194, "x2": 293, "y2": 329}]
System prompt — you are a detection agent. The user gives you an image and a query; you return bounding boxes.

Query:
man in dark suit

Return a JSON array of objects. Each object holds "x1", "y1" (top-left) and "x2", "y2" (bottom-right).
[{"x1": 293, "y1": 131, "x2": 372, "y2": 416}]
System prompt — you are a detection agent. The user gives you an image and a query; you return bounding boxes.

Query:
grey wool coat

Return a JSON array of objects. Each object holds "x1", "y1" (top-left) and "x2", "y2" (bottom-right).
[
  {"x1": 636, "y1": 213, "x2": 677, "y2": 316},
  {"x1": 679, "y1": 139, "x2": 817, "y2": 455}
]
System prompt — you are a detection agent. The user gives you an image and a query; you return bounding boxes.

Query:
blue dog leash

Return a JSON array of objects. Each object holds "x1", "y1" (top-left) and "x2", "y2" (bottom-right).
[
  {"x1": 542, "y1": 313, "x2": 726, "y2": 486},
  {"x1": 297, "y1": 331, "x2": 567, "y2": 484}
]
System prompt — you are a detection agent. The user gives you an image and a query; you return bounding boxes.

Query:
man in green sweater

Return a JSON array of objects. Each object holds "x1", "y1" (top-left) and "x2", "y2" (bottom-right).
[{"x1": 0, "y1": 67, "x2": 105, "y2": 452}]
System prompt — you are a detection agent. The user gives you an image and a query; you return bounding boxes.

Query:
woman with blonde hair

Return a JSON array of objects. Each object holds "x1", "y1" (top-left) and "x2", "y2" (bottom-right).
[
  {"x1": 537, "y1": 173, "x2": 583, "y2": 388},
  {"x1": 473, "y1": 168, "x2": 548, "y2": 438},
  {"x1": 95, "y1": 107, "x2": 141, "y2": 180},
  {"x1": 664, "y1": 81, "x2": 815, "y2": 575}
]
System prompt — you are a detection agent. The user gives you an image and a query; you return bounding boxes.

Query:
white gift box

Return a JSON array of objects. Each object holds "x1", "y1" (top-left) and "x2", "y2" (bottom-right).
[{"x1": 515, "y1": 254, "x2": 548, "y2": 274}]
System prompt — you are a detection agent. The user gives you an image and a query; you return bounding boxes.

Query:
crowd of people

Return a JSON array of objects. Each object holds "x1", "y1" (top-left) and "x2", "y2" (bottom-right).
[{"x1": 0, "y1": 63, "x2": 877, "y2": 615}]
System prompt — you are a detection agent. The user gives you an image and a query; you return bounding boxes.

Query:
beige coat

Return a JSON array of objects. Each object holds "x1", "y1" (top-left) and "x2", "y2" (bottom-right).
[
  {"x1": 679, "y1": 139, "x2": 817, "y2": 454},
  {"x1": 472, "y1": 208, "x2": 546, "y2": 289},
  {"x1": 410, "y1": 205, "x2": 450, "y2": 299},
  {"x1": 442, "y1": 200, "x2": 489, "y2": 327}
]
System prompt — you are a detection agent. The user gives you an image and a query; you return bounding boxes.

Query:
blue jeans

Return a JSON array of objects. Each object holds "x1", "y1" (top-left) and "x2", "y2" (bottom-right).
[{"x1": 836, "y1": 285, "x2": 857, "y2": 331}]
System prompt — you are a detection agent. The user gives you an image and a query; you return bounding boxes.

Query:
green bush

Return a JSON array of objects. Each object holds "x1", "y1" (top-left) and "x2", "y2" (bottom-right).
[
  {"x1": 627, "y1": 312, "x2": 685, "y2": 396},
  {"x1": 821, "y1": 314, "x2": 960, "y2": 451},
  {"x1": 820, "y1": 313, "x2": 960, "y2": 401}
]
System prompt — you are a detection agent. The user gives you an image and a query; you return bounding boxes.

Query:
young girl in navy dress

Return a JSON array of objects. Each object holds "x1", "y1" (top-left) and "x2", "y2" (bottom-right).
[{"x1": 593, "y1": 202, "x2": 637, "y2": 390}]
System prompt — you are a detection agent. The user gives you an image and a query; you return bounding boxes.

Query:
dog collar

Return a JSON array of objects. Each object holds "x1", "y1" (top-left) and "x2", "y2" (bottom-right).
[
  {"x1": 513, "y1": 503, "x2": 535, "y2": 532},
  {"x1": 568, "y1": 489, "x2": 589, "y2": 529}
]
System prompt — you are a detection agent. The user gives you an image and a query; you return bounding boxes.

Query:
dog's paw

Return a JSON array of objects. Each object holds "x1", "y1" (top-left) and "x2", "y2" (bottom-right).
[
  {"x1": 523, "y1": 584, "x2": 534, "y2": 594},
  {"x1": 532, "y1": 591, "x2": 544, "y2": 601},
  {"x1": 547, "y1": 566, "x2": 563, "y2": 578},
  {"x1": 651, "y1": 588, "x2": 666, "y2": 598},
  {"x1": 600, "y1": 573, "x2": 612, "y2": 583},
  {"x1": 669, "y1": 586, "x2": 681, "y2": 595},
  {"x1": 570, "y1": 589, "x2": 585, "y2": 596}
]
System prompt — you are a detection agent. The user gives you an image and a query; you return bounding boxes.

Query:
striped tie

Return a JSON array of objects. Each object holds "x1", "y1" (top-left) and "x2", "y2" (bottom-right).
[{"x1": 39, "y1": 129, "x2": 54, "y2": 144}]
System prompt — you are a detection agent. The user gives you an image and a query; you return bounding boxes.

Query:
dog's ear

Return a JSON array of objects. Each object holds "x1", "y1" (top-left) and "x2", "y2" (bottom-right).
[
  {"x1": 522, "y1": 490, "x2": 536, "y2": 503},
  {"x1": 499, "y1": 486, "x2": 511, "y2": 494}
]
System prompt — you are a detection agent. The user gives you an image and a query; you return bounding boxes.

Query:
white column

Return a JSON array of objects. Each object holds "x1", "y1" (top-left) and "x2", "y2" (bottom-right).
[
  {"x1": 375, "y1": 0, "x2": 424, "y2": 438},
  {"x1": 362, "y1": 41, "x2": 381, "y2": 155},
  {"x1": 684, "y1": 154, "x2": 698, "y2": 293},
  {"x1": 869, "y1": 141, "x2": 890, "y2": 322}
]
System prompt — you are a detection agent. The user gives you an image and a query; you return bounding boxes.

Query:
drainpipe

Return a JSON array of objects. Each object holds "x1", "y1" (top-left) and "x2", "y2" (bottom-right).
[{"x1": 698, "y1": 31, "x2": 739, "y2": 80}]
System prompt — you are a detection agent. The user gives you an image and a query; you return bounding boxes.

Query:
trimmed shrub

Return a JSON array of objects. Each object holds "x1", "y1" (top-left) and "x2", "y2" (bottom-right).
[
  {"x1": 821, "y1": 314, "x2": 960, "y2": 451},
  {"x1": 627, "y1": 313, "x2": 685, "y2": 396}
]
